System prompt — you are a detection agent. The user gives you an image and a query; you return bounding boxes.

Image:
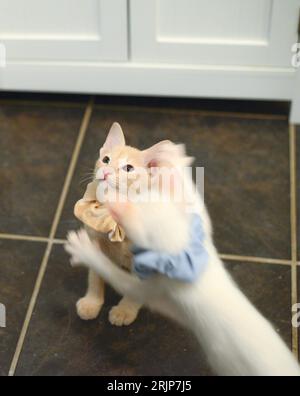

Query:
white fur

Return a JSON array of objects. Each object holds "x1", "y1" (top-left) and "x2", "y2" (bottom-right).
[
  {"x1": 65, "y1": 172, "x2": 300, "y2": 376},
  {"x1": 120, "y1": 199, "x2": 189, "y2": 254}
]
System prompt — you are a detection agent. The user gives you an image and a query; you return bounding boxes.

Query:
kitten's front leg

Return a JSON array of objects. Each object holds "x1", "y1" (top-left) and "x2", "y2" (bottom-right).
[
  {"x1": 77, "y1": 269, "x2": 105, "y2": 320},
  {"x1": 65, "y1": 229, "x2": 147, "y2": 304}
]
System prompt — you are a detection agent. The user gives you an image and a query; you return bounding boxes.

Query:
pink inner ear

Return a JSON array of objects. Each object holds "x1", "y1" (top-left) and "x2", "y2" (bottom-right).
[{"x1": 143, "y1": 140, "x2": 173, "y2": 168}]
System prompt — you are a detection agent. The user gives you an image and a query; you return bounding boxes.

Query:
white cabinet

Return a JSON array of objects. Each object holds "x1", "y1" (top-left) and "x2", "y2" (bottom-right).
[
  {"x1": 0, "y1": 0, "x2": 127, "y2": 61},
  {"x1": 130, "y1": 0, "x2": 299, "y2": 67},
  {"x1": 0, "y1": 0, "x2": 300, "y2": 122}
]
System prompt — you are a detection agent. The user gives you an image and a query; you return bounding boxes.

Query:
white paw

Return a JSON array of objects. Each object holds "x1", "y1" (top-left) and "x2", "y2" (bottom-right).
[
  {"x1": 65, "y1": 229, "x2": 98, "y2": 267},
  {"x1": 76, "y1": 297, "x2": 103, "y2": 320},
  {"x1": 109, "y1": 305, "x2": 138, "y2": 327}
]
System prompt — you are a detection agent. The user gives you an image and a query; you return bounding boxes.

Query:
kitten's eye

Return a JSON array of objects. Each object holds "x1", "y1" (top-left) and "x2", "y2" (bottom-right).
[
  {"x1": 102, "y1": 156, "x2": 110, "y2": 164},
  {"x1": 123, "y1": 164, "x2": 134, "y2": 172}
]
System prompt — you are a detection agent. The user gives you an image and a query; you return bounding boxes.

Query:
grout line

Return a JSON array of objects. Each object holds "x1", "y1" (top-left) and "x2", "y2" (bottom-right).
[
  {"x1": 0, "y1": 233, "x2": 71, "y2": 245},
  {"x1": 219, "y1": 254, "x2": 291, "y2": 266},
  {"x1": 0, "y1": 99, "x2": 87, "y2": 109},
  {"x1": 289, "y1": 124, "x2": 298, "y2": 360},
  {"x1": 93, "y1": 103, "x2": 288, "y2": 121},
  {"x1": 8, "y1": 97, "x2": 94, "y2": 377},
  {"x1": 52, "y1": 238, "x2": 68, "y2": 245},
  {"x1": 0, "y1": 233, "x2": 49, "y2": 243},
  {"x1": 0, "y1": 228, "x2": 295, "y2": 265}
]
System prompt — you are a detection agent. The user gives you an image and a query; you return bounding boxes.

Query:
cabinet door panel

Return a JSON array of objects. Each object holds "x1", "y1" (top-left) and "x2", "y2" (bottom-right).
[
  {"x1": 130, "y1": 0, "x2": 300, "y2": 67},
  {"x1": 0, "y1": 0, "x2": 127, "y2": 61}
]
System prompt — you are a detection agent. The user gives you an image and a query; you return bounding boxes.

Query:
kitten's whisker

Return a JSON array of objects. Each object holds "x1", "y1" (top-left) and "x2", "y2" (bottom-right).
[
  {"x1": 79, "y1": 175, "x2": 95, "y2": 186},
  {"x1": 79, "y1": 170, "x2": 96, "y2": 180}
]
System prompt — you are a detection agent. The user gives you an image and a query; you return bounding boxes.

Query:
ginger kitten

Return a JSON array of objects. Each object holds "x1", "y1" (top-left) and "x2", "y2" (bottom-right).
[{"x1": 76, "y1": 122, "x2": 179, "y2": 326}]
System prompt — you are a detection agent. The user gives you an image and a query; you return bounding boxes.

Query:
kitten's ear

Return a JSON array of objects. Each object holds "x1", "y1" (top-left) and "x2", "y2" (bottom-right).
[
  {"x1": 142, "y1": 140, "x2": 173, "y2": 167},
  {"x1": 101, "y1": 122, "x2": 125, "y2": 151},
  {"x1": 143, "y1": 140, "x2": 194, "y2": 168}
]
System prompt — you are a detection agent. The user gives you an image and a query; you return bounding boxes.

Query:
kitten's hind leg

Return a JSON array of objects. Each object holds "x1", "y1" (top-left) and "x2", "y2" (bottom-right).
[
  {"x1": 109, "y1": 296, "x2": 142, "y2": 326},
  {"x1": 77, "y1": 269, "x2": 105, "y2": 320}
]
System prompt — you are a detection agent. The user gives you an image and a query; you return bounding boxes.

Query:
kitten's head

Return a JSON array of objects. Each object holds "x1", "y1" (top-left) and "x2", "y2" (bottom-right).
[
  {"x1": 95, "y1": 122, "x2": 145, "y2": 194},
  {"x1": 96, "y1": 123, "x2": 192, "y2": 253},
  {"x1": 95, "y1": 122, "x2": 193, "y2": 200}
]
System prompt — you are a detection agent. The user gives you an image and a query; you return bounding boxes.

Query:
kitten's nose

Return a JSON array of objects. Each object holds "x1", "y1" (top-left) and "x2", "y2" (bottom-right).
[
  {"x1": 96, "y1": 168, "x2": 112, "y2": 181},
  {"x1": 103, "y1": 170, "x2": 111, "y2": 180}
]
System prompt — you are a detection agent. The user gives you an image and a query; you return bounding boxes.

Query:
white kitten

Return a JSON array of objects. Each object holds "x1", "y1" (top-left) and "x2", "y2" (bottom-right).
[{"x1": 65, "y1": 164, "x2": 300, "y2": 376}]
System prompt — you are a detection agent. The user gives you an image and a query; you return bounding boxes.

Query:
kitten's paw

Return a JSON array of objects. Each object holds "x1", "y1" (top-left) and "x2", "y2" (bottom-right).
[
  {"x1": 109, "y1": 305, "x2": 138, "y2": 326},
  {"x1": 65, "y1": 229, "x2": 98, "y2": 267},
  {"x1": 76, "y1": 297, "x2": 103, "y2": 320}
]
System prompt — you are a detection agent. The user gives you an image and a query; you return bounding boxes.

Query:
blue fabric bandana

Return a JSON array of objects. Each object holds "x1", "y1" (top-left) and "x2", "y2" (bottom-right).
[{"x1": 131, "y1": 214, "x2": 208, "y2": 282}]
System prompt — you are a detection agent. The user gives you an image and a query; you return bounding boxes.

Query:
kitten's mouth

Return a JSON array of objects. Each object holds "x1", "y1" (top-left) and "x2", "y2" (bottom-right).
[
  {"x1": 97, "y1": 175, "x2": 111, "y2": 183},
  {"x1": 95, "y1": 168, "x2": 112, "y2": 182},
  {"x1": 97, "y1": 177, "x2": 118, "y2": 191}
]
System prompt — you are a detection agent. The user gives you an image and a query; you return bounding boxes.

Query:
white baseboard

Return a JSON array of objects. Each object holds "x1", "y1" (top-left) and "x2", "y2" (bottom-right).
[{"x1": 0, "y1": 61, "x2": 298, "y2": 120}]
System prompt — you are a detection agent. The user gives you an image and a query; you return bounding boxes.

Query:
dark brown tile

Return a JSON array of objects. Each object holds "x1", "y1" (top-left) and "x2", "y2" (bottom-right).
[
  {"x1": 0, "y1": 104, "x2": 84, "y2": 236},
  {"x1": 16, "y1": 249, "x2": 291, "y2": 376},
  {"x1": 15, "y1": 245, "x2": 210, "y2": 376},
  {"x1": 0, "y1": 239, "x2": 45, "y2": 376},
  {"x1": 57, "y1": 108, "x2": 290, "y2": 259},
  {"x1": 225, "y1": 261, "x2": 292, "y2": 348}
]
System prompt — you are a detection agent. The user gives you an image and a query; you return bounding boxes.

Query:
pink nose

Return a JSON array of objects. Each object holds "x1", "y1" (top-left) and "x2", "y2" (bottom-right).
[{"x1": 103, "y1": 170, "x2": 110, "y2": 180}]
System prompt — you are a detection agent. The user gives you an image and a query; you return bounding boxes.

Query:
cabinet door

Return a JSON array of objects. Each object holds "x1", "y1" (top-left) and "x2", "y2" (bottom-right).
[
  {"x1": 130, "y1": 0, "x2": 300, "y2": 67},
  {"x1": 0, "y1": 0, "x2": 127, "y2": 61}
]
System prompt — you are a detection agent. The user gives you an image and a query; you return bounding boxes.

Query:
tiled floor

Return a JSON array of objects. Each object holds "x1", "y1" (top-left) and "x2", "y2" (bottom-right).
[{"x1": 0, "y1": 94, "x2": 298, "y2": 376}]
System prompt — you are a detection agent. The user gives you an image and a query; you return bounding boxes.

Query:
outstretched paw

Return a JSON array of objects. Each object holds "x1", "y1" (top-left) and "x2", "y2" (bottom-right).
[{"x1": 65, "y1": 229, "x2": 98, "y2": 267}]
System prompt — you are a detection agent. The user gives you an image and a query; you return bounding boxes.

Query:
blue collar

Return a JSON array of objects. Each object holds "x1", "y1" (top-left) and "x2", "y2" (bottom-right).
[{"x1": 131, "y1": 214, "x2": 208, "y2": 283}]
